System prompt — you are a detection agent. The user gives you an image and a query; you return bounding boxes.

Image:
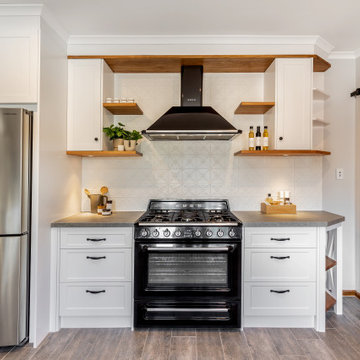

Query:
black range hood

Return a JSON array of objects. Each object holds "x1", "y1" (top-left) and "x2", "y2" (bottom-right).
[{"x1": 142, "y1": 66, "x2": 241, "y2": 141}]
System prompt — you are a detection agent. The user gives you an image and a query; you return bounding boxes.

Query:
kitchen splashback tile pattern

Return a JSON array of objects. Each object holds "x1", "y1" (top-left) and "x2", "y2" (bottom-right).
[{"x1": 81, "y1": 141, "x2": 322, "y2": 211}]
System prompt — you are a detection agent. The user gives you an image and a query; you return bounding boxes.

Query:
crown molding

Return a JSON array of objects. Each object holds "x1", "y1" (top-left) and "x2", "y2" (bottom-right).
[
  {"x1": 328, "y1": 51, "x2": 356, "y2": 60},
  {"x1": 0, "y1": 4, "x2": 43, "y2": 16},
  {"x1": 40, "y1": 5, "x2": 68, "y2": 43}
]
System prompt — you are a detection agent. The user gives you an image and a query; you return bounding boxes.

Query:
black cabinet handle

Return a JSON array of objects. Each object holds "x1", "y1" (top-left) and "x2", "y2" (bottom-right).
[
  {"x1": 279, "y1": 136, "x2": 283, "y2": 140},
  {"x1": 86, "y1": 256, "x2": 106, "y2": 260},
  {"x1": 94, "y1": 137, "x2": 99, "y2": 141},
  {"x1": 86, "y1": 238, "x2": 106, "y2": 242},
  {"x1": 270, "y1": 289, "x2": 290, "y2": 294},
  {"x1": 86, "y1": 290, "x2": 106, "y2": 294},
  {"x1": 270, "y1": 256, "x2": 290, "y2": 260},
  {"x1": 270, "y1": 237, "x2": 290, "y2": 241}
]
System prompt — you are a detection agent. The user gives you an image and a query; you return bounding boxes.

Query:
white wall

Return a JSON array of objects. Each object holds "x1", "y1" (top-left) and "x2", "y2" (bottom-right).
[
  {"x1": 81, "y1": 73, "x2": 323, "y2": 212},
  {"x1": 30, "y1": 19, "x2": 81, "y2": 347},
  {"x1": 323, "y1": 59, "x2": 356, "y2": 290},
  {"x1": 355, "y1": 57, "x2": 360, "y2": 293}
]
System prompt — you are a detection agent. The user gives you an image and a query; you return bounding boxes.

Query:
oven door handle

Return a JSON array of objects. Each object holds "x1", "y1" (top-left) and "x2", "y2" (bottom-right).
[
  {"x1": 145, "y1": 307, "x2": 229, "y2": 312},
  {"x1": 143, "y1": 246, "x2": 233, "y2": 252}
]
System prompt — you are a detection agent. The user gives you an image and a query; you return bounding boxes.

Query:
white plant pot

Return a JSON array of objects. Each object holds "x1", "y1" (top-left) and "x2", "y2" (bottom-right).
[
  {"x1": 113, "y1": 138, "x2": 124, "y2": 150},
  {"x1": 124, "y1": 140, "x2": 136, "y2": 151}
]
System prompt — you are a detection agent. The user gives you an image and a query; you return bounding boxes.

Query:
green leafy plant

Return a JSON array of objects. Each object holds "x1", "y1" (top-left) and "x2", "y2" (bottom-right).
[
  {"x1": 103, "y1": 122, "x2": 127, "y2": 140},
  {"x1": 130, "y1": 130, "x2": 143, "y2": 141}
]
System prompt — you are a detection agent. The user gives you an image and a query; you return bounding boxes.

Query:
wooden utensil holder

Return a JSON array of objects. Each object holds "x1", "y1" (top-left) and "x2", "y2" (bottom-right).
[{"x1": 261, "y1": 202, "x2": 297, "y2": 214}]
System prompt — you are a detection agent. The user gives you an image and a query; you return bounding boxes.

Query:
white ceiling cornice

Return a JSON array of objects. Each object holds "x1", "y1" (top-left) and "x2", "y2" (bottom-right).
[
  {"x1": 0, "y1": 3, "x2": 43, "y2": 16},
  {"x1": 40, "y1": 5, "x2": 69, "y2": 42},
  {"x1": 328, "y1": 51, "x2": 356, "y2": 60}
]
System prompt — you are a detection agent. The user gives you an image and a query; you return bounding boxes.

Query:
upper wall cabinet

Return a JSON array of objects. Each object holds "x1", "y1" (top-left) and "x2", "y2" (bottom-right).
[
  {"x1": 0, "y1": 16, "x2": 39, "y2": 103},
  {"x1": 67, "y1": 59, "x2": 114, "y2": 151},
  {"x1": 264, "y1": 58, "x2": 313, "y2": 150}
]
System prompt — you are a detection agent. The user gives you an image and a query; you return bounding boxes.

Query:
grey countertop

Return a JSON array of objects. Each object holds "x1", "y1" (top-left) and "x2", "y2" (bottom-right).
[
  {"x1": 52, "y1": 210, "x2": 344, "y2": 228},
  {"x1": 232, "y1": 211, "x2": 345, "y2": 227},
  {"x1": 51, "y1": 211, "x2": 144, "y2": 227}
]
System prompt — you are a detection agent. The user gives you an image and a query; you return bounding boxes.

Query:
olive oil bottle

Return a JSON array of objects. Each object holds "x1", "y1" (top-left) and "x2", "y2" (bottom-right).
[
  {"x1": 263, "y1": 126, "x2": 269, "y2": 150},
  {"x1": 248, "y1": 126, "x2": 255, "y2": 150},
  {"x1": 255, "y1": 126, "x2": 261, "y2": 150}
]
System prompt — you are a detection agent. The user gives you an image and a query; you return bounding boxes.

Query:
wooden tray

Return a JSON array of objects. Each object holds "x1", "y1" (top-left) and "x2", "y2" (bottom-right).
[{"x1": 261, "y1": 202, "x2": 297, "y2": 214}]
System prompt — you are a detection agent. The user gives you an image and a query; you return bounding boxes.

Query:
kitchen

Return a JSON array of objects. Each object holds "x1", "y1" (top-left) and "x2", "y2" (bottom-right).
[{"x1": 0, "y1": 1, "x2": 359, "y2": 359}]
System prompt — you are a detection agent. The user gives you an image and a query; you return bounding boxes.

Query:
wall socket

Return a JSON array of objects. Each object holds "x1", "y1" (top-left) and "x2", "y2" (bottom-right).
[{"x1": 336, "y1": 168, "x2": 344, "y2": 180}]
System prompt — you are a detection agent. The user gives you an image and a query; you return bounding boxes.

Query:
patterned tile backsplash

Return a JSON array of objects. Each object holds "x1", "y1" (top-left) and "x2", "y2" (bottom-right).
[{"x1": 81, "y1": 141, "x2": 323, "y2": 211}]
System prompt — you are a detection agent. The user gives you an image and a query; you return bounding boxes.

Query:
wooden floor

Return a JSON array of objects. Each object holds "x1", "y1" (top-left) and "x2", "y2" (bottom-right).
[{"x1": 1, "y1": 297, "x2": 360, "y2": 360}]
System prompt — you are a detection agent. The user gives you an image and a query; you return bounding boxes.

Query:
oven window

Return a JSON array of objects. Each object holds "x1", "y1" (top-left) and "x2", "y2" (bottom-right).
[{"x1": 148, "y1": 253, "x2": 228, "y2": 287}]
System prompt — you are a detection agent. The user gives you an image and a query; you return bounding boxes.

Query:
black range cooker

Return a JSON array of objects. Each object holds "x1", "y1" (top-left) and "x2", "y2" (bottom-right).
[{"x1": 134, "y1": 199, "x2": 242, "y2": 328}]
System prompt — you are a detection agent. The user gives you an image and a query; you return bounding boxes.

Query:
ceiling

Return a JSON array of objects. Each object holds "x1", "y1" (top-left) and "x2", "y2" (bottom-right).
[{"x1": 4, "y1": 0, "x2": 360, "y2": 51}]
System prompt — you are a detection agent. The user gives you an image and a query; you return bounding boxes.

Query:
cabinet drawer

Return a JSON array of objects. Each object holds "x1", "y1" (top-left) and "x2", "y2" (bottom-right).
[
  {"x1": 60, "y1": 249, "x2": 131, "y2": 282},
  {"x1": 244, "y1": 249, "x2": 316, "y2": 282},
  {"x1": 60, "y1": 282, "x2": 131, "y2": 317},
  {"x1": 244, "y1": 282, "x2": 316, "y2": 316},
  {"x1": 60, "y1": 227, "x2": 132, "y2": 249},
  {"x1": 245, "y1": 228, "x2": 316, "y2": 248}
]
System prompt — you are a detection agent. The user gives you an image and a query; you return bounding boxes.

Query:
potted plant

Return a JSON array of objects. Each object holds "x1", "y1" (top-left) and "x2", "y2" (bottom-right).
[
  {"x1": 103, "y1": 122, "x2": 127, "y2": 150},
  {"x1": 124, "y1": 130, "x2": 143, "y2": 151}
]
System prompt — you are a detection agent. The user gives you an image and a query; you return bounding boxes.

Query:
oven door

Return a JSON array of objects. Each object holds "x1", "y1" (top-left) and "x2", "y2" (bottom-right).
[{"x1": 134, "y1": 242, "x2": 241, "y2": 298}]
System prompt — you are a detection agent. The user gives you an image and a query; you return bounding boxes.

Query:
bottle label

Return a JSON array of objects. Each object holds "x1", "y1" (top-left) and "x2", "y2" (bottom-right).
[
  {"x1": 249, "y1": 138, "x2": 255, "y2": 148},
  {"x1": 255, "y1": 137, "x2": 261, "y2": 147},
  {"x1": 263, "y1": 137, "x2": 269, "y2": 147}
]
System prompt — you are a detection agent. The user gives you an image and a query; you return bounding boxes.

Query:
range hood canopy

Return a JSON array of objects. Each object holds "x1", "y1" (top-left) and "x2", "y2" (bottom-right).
[{"x1": 142, "y1": 66, "x2": 241, "y2": 141}]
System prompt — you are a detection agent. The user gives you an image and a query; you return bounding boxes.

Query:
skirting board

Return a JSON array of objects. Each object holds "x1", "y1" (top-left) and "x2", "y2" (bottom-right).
[{"x1": 343, "y1": 290, "x2": 360, "y2": 299}]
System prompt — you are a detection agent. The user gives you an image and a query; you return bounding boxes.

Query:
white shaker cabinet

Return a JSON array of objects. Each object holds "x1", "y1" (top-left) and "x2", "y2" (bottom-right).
[
  {"x1": 67, "y1": 59, "x2": 113, "y2": 151},
  {"x1": 0, "y1": 16, "x2": 39, "y2": 103},
  {"x1": 264, "y1": 58, "x2": 313, "y2": 150}
]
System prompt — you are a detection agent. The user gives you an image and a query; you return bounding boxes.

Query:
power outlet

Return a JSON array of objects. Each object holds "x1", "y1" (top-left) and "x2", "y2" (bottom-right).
[{"x1": 336, "y1": 168, "x2": 344, "y2": 180}]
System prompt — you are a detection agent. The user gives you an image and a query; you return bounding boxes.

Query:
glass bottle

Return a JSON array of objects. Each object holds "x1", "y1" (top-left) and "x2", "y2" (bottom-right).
[
  {"x1": 255, "y1": 126, "x2": 261, "y2": 151},
  {"x1": 248, "y1": 126, "x2": 255, "y2": 151},
  {"x1": 263, "y1": 126, "x2": 269, "y2": 150}
]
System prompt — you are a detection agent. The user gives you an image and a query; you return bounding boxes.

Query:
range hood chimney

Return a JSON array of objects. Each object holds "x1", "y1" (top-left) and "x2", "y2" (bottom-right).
[{"x1": 142, "y1": 66, "x2": 242, "y2": 141}]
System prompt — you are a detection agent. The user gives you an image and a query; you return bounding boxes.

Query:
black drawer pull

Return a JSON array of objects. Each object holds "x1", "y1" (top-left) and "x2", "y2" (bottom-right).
[
  {"x1": 270, "y1": 289, "x2": 290, "y2": 294},
  {"x1": 270, "y1": 256, "x2": 290, "y2": 260},
  {"x1": 86, "y1": 238, "x2": 106, "y2": 242},
  {"x1": 270, "y1": 237, "x2": 290, "y2": 241},
  {"x1": 86, "y1": 256, "x2": 106, "y2": 260},
  {"x1": 86, "y1": 290, "x2": 106, "y2": 294}
]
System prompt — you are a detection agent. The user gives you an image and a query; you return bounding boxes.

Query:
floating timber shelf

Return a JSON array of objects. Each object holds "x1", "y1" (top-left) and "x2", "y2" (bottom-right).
[
  {"x1": 326, "y1": 291, "x2": 337, "y2": 311},
  {"x1": 103, "y1": 103, "x2": 143, "y2": 115},
  {"x1": 235, "y1": 102, "x2": 275, "y2": 114},
  {"x1": 313, "y1": 88, "x2": 330, "y2": 100},
  {"x1": 234, "y1": 150, "x2": 331, "y2": 156},
  {"x1": 313, "y1": 118, "x2": 330, "y2": 127},
  {"x1": 326, "y1": 256, "x2": 337, "y2": 271},
  {"x1": 68, "y1": 55, "x2": 331, "y2": 73},
  {"x1": 66, "y1": 151, "x2": 142, "y2": 157}
]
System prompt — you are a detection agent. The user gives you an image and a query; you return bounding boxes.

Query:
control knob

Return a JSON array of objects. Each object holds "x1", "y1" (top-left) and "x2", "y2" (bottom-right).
[
  {"x1": 206, "y1": 229, "x2": 213, "y2": 237},
  {"x1": 217, "y1": 229, "x2": 224, "y2": 237},
  {"x1": 163, "y1": 229, "x2": 171, "y2": 237},
  {"x1": 152, "y1": 229, "x2": 159, "y2": 237},
  {"x1": 140, "y1": 228, "x2": 149, "y2": 237},
  {"x1": 228, "y1": 228, "x2": 236, "y2": 238},
  {"x1": 174, "y1": 229, "x2": 182, "y2": 237},
  {"x1": 194, "y1": 229, "x2": 202, "y2": 237}
]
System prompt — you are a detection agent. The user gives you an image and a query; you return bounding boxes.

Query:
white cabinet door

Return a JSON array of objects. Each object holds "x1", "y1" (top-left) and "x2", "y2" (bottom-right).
[
  {"x1": 275, "y1": 58, "x2": 313, "y2": 150},
  {"x1": 67, "y1": 59, "x2": 112, "y2": 151},
  {"x1": 0, "y1": 17, "x2": 39, "y2": 103}
]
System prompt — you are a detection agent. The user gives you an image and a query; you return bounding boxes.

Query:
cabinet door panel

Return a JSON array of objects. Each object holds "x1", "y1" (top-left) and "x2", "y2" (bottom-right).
[
  {"x1": 276, "y1": 59, "x2": 313, "y2": 150},
  {"x1": 67, "y1": 59, "x2": 102, "y2": 151}
]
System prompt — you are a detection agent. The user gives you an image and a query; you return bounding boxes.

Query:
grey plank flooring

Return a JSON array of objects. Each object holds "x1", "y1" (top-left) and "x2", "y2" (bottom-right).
[{"x1": 1, "y1": 297, "x2": 360, "y2": 360}]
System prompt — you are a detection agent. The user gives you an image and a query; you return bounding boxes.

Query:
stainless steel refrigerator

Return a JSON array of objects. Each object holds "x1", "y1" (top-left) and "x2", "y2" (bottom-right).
[{"x1": 0, "y1": 108, "x2": 32, "y2": 346}]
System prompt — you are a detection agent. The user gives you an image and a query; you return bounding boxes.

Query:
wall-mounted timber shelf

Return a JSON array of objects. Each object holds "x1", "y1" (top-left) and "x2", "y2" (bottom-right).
[
  {"x1": 68, "y1": 55, "x2": 331, "y2": 73},
  {"x1": 103, "y1": 103, "x2": 143, "y2": 115},
  {"x1": 235, "y1": 102, "x2": 275, "y2": 114},
  {"x1": 234, "y1": 150, "x2": 331, "y2": 156},
  {"x1": 66, "y1": 151, "x2": 142, "y2": 157}
]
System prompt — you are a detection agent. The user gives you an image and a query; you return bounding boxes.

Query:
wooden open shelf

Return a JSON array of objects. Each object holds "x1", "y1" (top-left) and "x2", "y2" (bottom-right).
[
  {"x1": 326, "y1": 291, "x2": 337, "y2": 311},
  {"x1": 313, "y1": 88, "x2": 330, "y2": 100},
  {"x1": 66, "y1": 151, "x2": 142, "y2": 157},
  {"x1": 235, "y1": 102, "x2": 275, "y2": 114},
  {"x1": 313, "y1": 118, "x2": 330, "y2": 127},
  {"x1": 234, "y1": 150, "x2": 331, "y2": 156},
  {"x1": 68, "y1": 55, "x2": 331, "y2": 73},
  {"x1": 326, "y1": 256, "x2": 337, "y2": 271},
  {"x1": 103, "y1": 103, "x2": 143, "y2": 115}
]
